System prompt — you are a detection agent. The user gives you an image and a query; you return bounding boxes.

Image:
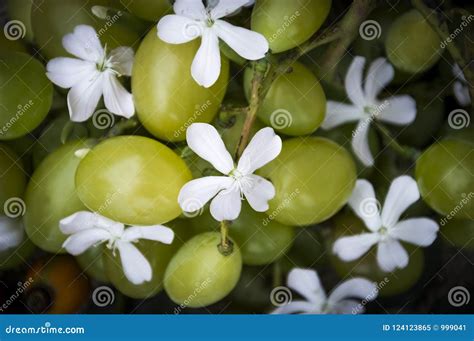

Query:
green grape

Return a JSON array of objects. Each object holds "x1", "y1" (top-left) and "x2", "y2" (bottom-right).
[
  {"x1": 0, "y1": 144, "x2": 27, "y2": 209},
  {"x1": 31, "y1": 0, "x2": 142, "y2": 59},
  {"x1": 189, "y1": 204, "x2": 295, "y2": 266},
  {"x1": 0, "y1": 32, "x2": 28, "y2": 54},
  {"x1": 6, "y1": 0, "x2": 34, "y2": 41},
  {"x1": 75, "y1": 136, "x2": 192, "y2": 225},
  {"x1": 32, "y1": 115, "x2": 88, "y2": 168},
  {"x1": 251, "y1": 0, "x2": 332, "y2": 53},
  {"x1": 0, "y1": 52, "x2": 53, "y2": 140},
  {"x1": 0, "y1": 235, "x2": 36, "y2": 270},
  {"x1": 329, "y1": 212, "x2": 424, "y2": 296},
  {"x1": 385, "y1": 10, "x2": 442, "y2": 74},
  {"x1": 244, "y1": 62, "x2": 326, "y2": 136},
  {"x1": 132, "y1": 28, "x2": 229, "y2": 142},
  {"x1": 258, "y1": 137, "x2": 357, "y2": 226},
  {"x1": 441, "y1": 219, "x2": 474, "y2": 251},
  {"x1": 125, "y1": 0, "x2": 171, "y2": 21},
  {"x1": 416, "y1": 139, "x2": 474, "y2": 219},
  {"x1": 103, "y1": 219, "x2": 194, "y2": 298},
  {"x1": 24, "y1": 140, "x2": 94, "y2": 253},
  {"x1": 218, "y1": 112, "x2": 264, "y2": 153},
  {"x1": 76, "y1": 244, "x2": 109, "y2": 283},
  {"x1": 164, "y1": 232, "x2": 242, "y2": 307}
]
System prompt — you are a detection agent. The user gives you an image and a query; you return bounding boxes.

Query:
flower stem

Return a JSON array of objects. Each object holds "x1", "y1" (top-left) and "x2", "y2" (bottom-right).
[
  {"x1": 218, "y1": 220, "x2": 233, "y2": 256},
  {"x1": 374, "y1": 122, "x2": 420, "y2": 161}
]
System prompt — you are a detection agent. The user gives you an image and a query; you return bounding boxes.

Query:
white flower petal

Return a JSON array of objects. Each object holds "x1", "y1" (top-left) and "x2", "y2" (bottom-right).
[
  {"x1": 242, "y1": 174, "x2": 275, "y2": 212},
  {"x1": 59, "y1": 211, "x2": 123, "y2": 235},
  {"x1": 191, "y1": 28, "x2": 221, "y2": 88},
  {"x1": 62, "y1": 228, "x2": 110, "y2": 255},
  {"x1": 321, "y1": 102, "x2": 363, "y2": 130},
  {"x1": 157, "y1": 15, "x2": 203, "y2": 44},
  {"x1": 389, "y1": 218, "x2": 439, "y2": 246},
  {"x1": 210, "y1": 0, "x2": 249, "y2": 19},
  {"x1": 209, "y1": 186, "x2": 242, "y2": 221},
  {"x1": 67, "y1": 74, "x2": 104, "y2": 122},
  {"x1": 178, "y1": 176, "x2": 235, "y2": 213},
  {"x1": 214, "y1": 20, "x2": 268, "y2": 60},
  {"x1": 352, "y1": 118, "x2": 374, "y2": 167},
  {"x1": 122, "y1": 225, "x2": 175, "y2": 245},
  {"x1": 454, "y1": 81, "x2": 471, "y2": 106},
  {"x1": 237, "y1": 127, "x2": 282, "y2": 175},
  {"x1": 287, "y1": 268, "x2": 326, "y2": 304},
  {"x1": 378, "y1": 95, "x2": 416, "y2": 125},
  {"x1": 102, "y1": 73, "x2": 134, "y2": 118},
  {"x1": 46, "y1": 57, "x2": 96, "y2": 89},
  {"x1": 62, "y1": 25, "x2": 104, "y2": 62},
  {"x1": 364, "y1": 58, "x2": 394, "y2": 103},
  {"x1": 345, "y1": 56, "x2": 366, "y2": 107},
  {"x1": 186, "y1": 123, "x2": 234, "y2": 174},
  {"x1": 348, "y1": 179, "x2": 382, "y2": 231},
  {"x1": 381, "y1": 176, "x2": 420, "y2": 228},
  {"x1": 328, "y1": 278, "x2": 377, "y2": 306},
  {"x1": 173, "y1": 0, "x2": 206, "y2": 20},
  {"x1": 116, "y1": 241, "x2": 152, "y2": 285},
  {"x1": 109, "y1": 47, "x2": 134, "y2": 76},
  {"x1": 376, "y1": 239, "x2": 409, "y2": 272},
  {"x1": 271, "y1": 300, "x2": 317, "y2": 314},
  {"x1": 333, "y1": 233, "x2": 379, "y2": 262},
  {"x1": 0, "y1": 217, "x2": 23, "y2": 251}
]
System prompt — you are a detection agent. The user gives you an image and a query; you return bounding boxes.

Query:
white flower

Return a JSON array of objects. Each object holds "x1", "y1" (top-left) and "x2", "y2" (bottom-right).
[
  {"x1": 157, "y1": 0, "x2": 269, "y2": 88},
  {"x1": 46, "y1": 25, "x2": 135, "y2": 122},
  {"x1": 0, "y1": 216, "x2": 24, "y2": 252},
  {"x1": 60, "y1": 211, "x2": 174, "y2": 285},
  {"x1": 453, "y1": 64, "x2": 471, "y2": 106},
  {"x1": 178, "y1": 123, "x2": 282, "y2": 221},
  {"x1": 322, "y1": 56, "x2": 417, "y2": 167},
  {"x1": 333, "y1": 176, "x2": 439, "y2": 272},
  {"x1": 272, "y1": 268, "x2": 378, "y2": 314}
]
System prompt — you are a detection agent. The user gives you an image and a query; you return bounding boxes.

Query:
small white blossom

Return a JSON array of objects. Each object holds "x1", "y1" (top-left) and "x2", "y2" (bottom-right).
[
  {"x1": 178, "y1": 123, "x2": 281, "y2": 221},
  {"x1": 453, "y1": 64, "x2": 471, "y2": 106},
  {"x1": 46, "y1": 25, "x2": 135, "y2": 122},
  {"x1": 322, "y1": 56, "x2": 417, "y2": 166},
  {"x1": 272, "y1": 268, "x2": 378, "y2": 314},
  {"x1": 60, "y1": 211, "x2": 174, "y2": 285},
  {"x1": 0, "y1": 216, "x2": 24, "y2": 252},
  {"x1": 333, "y1": 176, "x2": 439, "y2": 272},
  {"x1": 157, "y1": 0, "x2": 268, "y2": 87}
]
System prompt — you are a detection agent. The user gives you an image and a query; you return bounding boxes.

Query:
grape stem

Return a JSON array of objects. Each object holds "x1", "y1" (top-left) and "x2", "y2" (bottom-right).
[
  {"x1": 105, "y1": 117, "x2": 139, "y2": 138},
  {"x1": 374, "y1": 122, "x2": 420, "y2": 161},
  {"x1": 218, "y1": 220, "x2": 233, "y2": 256},
  {"x1": 412, "y1": 0, "x2": 474, "y2": 110}
]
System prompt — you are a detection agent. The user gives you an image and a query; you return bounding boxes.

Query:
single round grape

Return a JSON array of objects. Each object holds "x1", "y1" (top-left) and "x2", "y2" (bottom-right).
[
  {"x1": 76, "y1": 244, "x2": 109, "y2": 283},
  {"x1": 251, "y1": 0, "x2": 332, "y2": 53},
  {"x1": 26, "y1": 255, "x2": 90, "y2": 313},
  {"x1": 0, "y1": 144, "x2": 27, "y2": 210},
  {"x1": 6, "y1": 0, "x2": 34, "y2": 41},
  {"x1": 441, "y1": 219, "x2": 474, "y2": 251},
  {"x1": 164, "y1": 232, "x2": 242, "y2": 307},
  {"x1": 244, "y1": 61, "x2": 326, "y2": 136},
  {"x1": 75, "y1": 136, "x2": 192, "y2": 225},
  {"x1": 31, "y1": 0, "x2": 142, "y2": 59},
  {"x1": 133, "y1": 28, "x2": 229, "y2": 142},
  {"x1": 190, "y1": 204, "x2": 295, "y2": 265},
  {"x1": 0, "y1": 31, "x2": 28, "y2": 53},
  {"x1": 329, "y1": 212, "x2": 424, "y2": 296},
  {"x1": 257, "y1": 137, "x2": 357, "y2": 226},
  {"x1": 126, "y1": 0, "x2": 171, "y2": 21},
  {"x1": 24, "y1": 140, "x2": 94, "y2": 253},
  {"x1": 385, "y1": 10, "x2": 442, "y2": 74},
  {"x1": 416, "y1": 139, "x2": 474, "y2": 219},
  {"x1": 0, "y1": 52, "x2": 53, "y2": 140},
  {"x1": 103, "y1": 219, "x2": 194, "y2": 298}
]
